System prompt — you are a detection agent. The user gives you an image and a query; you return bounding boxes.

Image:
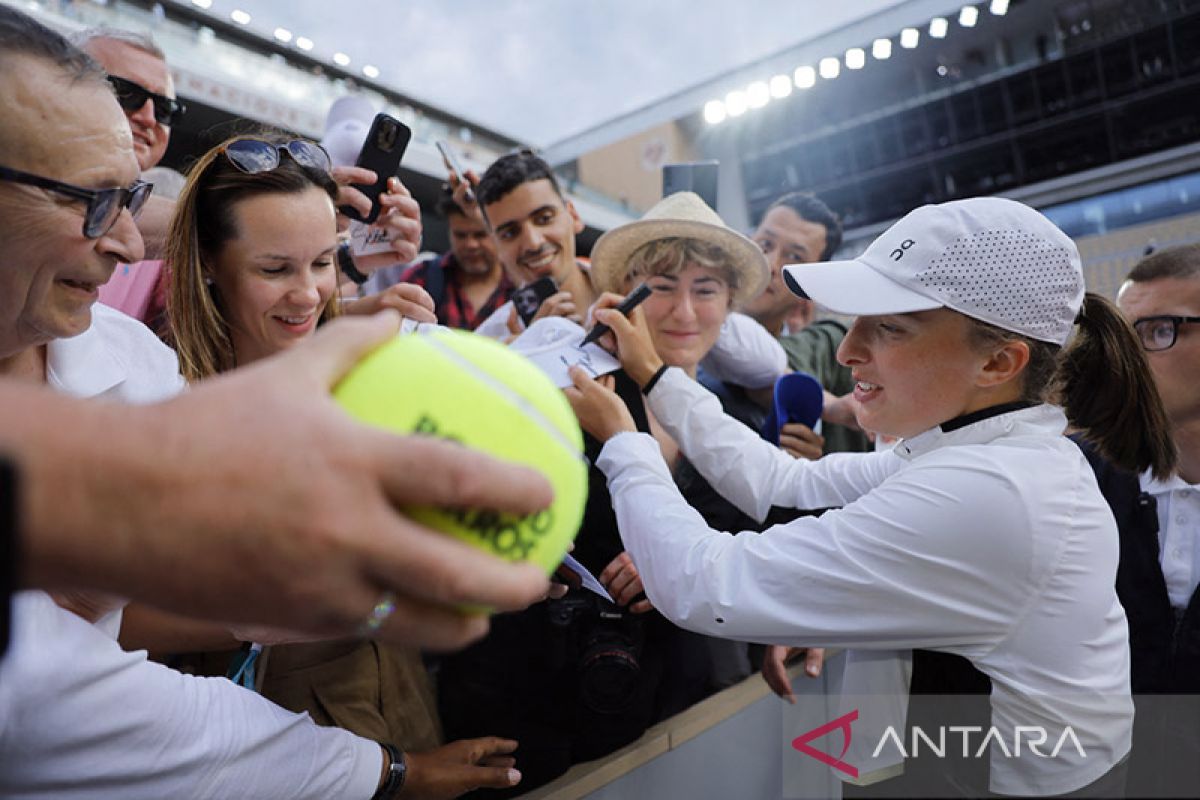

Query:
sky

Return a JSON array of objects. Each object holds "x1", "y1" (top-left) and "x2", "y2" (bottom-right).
[{"x1": 187, "y1": 0, "x2": 906, "y2": 146}]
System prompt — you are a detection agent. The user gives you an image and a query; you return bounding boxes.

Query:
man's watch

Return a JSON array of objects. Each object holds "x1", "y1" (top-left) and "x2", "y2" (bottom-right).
[
  {"x1": 371, "y1": 743, "x2": 407, "y2": 800},
  {"x1": 337, "y1": 241, "x2": 370, "y2": 286}
]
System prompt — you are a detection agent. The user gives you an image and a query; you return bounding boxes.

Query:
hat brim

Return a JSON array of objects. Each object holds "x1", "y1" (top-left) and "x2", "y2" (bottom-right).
[
  {"x1": 591, "y1": 219, "x2": 768, "y2": 306},
  {"x1": 782, "y1": 260, "x2": 942, "y2": 315}
]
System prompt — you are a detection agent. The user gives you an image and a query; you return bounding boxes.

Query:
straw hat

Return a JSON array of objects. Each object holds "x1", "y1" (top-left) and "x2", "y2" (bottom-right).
[{"x1": 589, "y1": 192, "x2": 769, "y2": 305}]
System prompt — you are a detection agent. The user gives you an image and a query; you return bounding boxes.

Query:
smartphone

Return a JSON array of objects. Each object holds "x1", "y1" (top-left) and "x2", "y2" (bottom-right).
[
  {"x1": 340, "y1": 113, "x2": 412, "y2": 225},
  {"x1": 511, "y1": 276, "x2": 558, "y2": 326},
  {"x1": 436, "y1": 140, "x2": 474, "y2": 203},
  {"x1": 662, "y1": 160, "x2": 719, "y2": 210},
  {"x1": 436, "y1": 140, "x2": 468, "y2": 181}
]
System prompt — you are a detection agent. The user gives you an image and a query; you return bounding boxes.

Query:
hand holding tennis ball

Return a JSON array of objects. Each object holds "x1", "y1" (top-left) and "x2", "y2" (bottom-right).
[{"x1": 333, "y1": 328, "x2": 587, "y2": 573}]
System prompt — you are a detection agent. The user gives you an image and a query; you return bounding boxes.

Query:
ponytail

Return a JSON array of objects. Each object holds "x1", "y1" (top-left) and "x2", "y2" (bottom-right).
[{"x1": 1055, "y1": 292, "x2": 1177, "y2": 479}]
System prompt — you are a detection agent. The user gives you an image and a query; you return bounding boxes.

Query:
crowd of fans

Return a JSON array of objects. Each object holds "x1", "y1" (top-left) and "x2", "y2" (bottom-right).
[{"x1": 1, "y1": 6, "x2": 1199, "y2": 798}]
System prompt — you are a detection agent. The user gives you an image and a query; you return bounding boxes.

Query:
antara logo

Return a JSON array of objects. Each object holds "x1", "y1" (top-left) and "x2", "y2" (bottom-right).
[
  {"x1": 791, "y1": 710, "x2": 1087, "y2": 777},
  {"x1": 791, "y1": 709, "x2": 859, "y2": 778}
]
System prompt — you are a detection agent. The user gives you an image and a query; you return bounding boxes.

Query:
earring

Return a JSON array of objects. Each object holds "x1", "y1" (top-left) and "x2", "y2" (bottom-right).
[{"x1": 204, "y1": 276, "x2": 214, "y2": 286}]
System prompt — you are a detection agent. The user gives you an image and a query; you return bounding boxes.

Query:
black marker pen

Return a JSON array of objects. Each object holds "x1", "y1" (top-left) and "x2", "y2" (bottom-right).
[{"x1": 579, "y1": 282, "x2": 652, "y2": 348}]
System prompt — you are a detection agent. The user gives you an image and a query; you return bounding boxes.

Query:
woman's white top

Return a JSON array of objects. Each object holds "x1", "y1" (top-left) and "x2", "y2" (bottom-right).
[{"x1": 595, "y1": 367, "x2": 1132, "y2": 796}]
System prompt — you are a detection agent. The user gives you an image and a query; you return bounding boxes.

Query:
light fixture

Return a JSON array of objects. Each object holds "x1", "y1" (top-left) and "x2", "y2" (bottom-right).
[
  {"x1": 845, "y1": 47, "x2": 866, "y2": 70},
  {"x1": 900, "y1": 27, "x2": 920, "y2": 48},
  {"x1": 794, "y1": 65, "x2": 816, "y2": 89},
  {"x1": 273, "y1": 27, "x2": 292, "y2": 43},
  {"x1": 746, "y1": 81, "x2": 770, "y2": 108},
  {"x1": 989, "y1": 0, "x2": 1009, "y2": 14},
  {"x1": 725, "y1": 90, "x2": 748, "y2": 117},
  {"x1": 929, "y1": 17, "x2": 948, "y2": 38},
  {"x1": 872, "y1": 38, "x2": 892, "y2": 60},
  {"x1": 295, "y1": 36, "x2": 314, "y2": 51},
  {"x1": 703, "y1": 100, "x2": 727, "y2": 124},
  {"x1": 936, "y1": 64, "x2": 949, "y2": 76},
  {"x1": 769, "y1": 74, "x2": 792, "y2": 98},
  {"x1": 190, "y1": 0, "x2": 211, "y2": 8},
  {"x1": 819, "y1": 57, "x2": 840, "y2": 79},
  {"x1": 362, "y1": 64, "x2": 380, "y2": 79},
  {"x1": 230, "y1": 8, "x2": 250, "y2": 24},
  {"x1": 332, "y1": 52, "x2": 350, "y2": 67},
  {"x1": 959, "y1": 5, "x2": 979, "y2": 27}
]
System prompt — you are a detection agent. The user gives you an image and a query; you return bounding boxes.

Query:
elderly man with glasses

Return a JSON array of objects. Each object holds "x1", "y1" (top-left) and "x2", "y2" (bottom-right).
[
  {"x1": 1073, "y1": 245, "x2": 1200, "y2": 795},
  {"x1": 0, "y1": 8, "x2": 549, "y2": 799}
]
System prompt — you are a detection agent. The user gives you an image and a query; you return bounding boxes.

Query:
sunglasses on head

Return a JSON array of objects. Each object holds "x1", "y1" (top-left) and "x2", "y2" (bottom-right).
[
  {"x1": 219, "y1": 139, "x2": 332, "y2": 176},
  {"x1": 0, "y1": 165, "x2": 153, "y2": 238},
  {"x1": 107, "y1": 75, "x2": 186, "y2": 127}
]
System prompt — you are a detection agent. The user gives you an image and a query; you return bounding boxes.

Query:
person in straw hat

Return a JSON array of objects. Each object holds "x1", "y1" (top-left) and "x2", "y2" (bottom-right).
[
  {"x1": 565, "y1": 196, "x2": 1177, "y2": 797},
  {"x1": 437, "y1": 191, "x2": 781, "y2": 794}
]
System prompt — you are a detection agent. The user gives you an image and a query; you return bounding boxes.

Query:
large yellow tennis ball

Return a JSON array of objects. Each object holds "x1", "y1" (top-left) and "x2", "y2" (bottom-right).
[{"x1": 333, "y1": 328, "x2": 587, "y2": 574}]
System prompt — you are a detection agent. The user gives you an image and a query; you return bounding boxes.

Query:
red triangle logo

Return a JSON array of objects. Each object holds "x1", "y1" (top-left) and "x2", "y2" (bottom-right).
[{"x1": 791, "y1": 708, "x2": 859, "y2": 778}]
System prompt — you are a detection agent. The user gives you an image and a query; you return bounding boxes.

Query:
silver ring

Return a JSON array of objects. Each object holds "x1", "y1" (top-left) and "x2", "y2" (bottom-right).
[{"x1": 358, "y1": 591, "x2": 397, "y2": 636}]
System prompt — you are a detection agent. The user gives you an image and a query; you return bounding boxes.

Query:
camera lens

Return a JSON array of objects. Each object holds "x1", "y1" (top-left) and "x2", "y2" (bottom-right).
[
  {"x1": 377, "y1": 123, "x2": 397, "y2": 152},
  {"x1": 578, "y1": 636, "x2": 640, "y2": 713}
]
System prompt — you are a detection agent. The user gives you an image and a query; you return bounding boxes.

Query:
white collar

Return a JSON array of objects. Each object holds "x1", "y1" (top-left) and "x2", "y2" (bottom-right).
[
  {"x1": 1140, "y1": 470, "x2": 1195, "y2": 494},
  {"x1": 892, "y1": 404, "x2": 1068, "y2": 462},
  {"x1": 45, "y1": 319, "x2": 128, "y2": 399}
]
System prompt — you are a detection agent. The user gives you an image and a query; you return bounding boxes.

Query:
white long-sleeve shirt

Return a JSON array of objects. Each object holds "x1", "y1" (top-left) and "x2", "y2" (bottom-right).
[
  {"x1": 0, "y1": 592, "x2": 381, "y2": 800},
  {"x1": 595, "y1": 368, "x2": 1132, "y2": 796},
  {"x1": 0, "y1": 306, "x2": 380, "y2": 799}
]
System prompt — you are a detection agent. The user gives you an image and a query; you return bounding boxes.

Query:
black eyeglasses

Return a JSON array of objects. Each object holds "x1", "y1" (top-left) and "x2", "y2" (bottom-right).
[
  {"x1": 1132, "y1": 315, "x2": 1200, "y2": 351},
  {"x1": 0, "y1": 165, "x2": 153, "y2": 238},
  {"x1": 220, "y1": 139, "x2": 332, "y2": 176},
  {"x1": 107, "y1": 75, "x2": 186, "y2": 127}
]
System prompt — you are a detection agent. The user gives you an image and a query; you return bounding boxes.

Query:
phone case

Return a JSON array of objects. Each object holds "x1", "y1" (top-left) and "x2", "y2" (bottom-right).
[
  {"x1": 342, "y1": 114, "x2": 412, "y2": 225},
  {"x1": 512, "y1": 277, "x2": 559, "y2": 325}
]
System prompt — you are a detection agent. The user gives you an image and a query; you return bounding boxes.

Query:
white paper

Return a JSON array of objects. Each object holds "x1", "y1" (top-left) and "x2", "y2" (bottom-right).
[
  {"x1": 559, "y1": 553, "x2": 614, "y2": 602},
  {"x1": 398, "y1": 318, "x2": 445, "y2": 336},
  {"x1": 509, "y1": 317, "x2": 620, "y2": 388},
  {"x1": 349, "y1": 219, "x2": 396, "y2": 257}
]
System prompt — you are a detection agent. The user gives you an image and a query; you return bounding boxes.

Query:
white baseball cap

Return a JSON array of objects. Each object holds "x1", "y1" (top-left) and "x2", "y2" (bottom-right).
[{"x1": 782, "y1": 197, "x2": 1084, "y2": 345}]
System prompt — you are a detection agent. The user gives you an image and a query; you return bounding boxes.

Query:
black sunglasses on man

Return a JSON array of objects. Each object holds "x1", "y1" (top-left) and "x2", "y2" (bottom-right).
[
  {"x1": 0, "y1": 166, "x2": 153, "y2": 238},
  {"x1": 107, "y1": 74, "x2": 186, "y2": 127}
]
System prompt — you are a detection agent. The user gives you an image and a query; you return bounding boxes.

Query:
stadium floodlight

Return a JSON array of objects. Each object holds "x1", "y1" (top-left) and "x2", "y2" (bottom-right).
[
  {"x1": 845, "y1": 47, "x2": 866, "y2": 70},
  {"x1": 333, "y1": 52, "x2": 351, "y2": 67},
  {"x1": 747, "y1": 81, "x2": 770, "y2": 108},
  {"x1": 362, "y1": 64, "x2": 380, "y2": 79},
  {"x1": 770, "y1": 74, "x2": 792, "y2": 98},
  {"x1": 959, "y1": 5, "x2": 979, "y2": 27},
  {"x1": 872, "y1": 38, "x2": 892, "y2": 60},
  {"x1": 929, "y1": 17, "x2": 948, "y2": 38},
  {"x1": 990, "y1": 0, "x2": 1009, "y2": 14},
  {"x1": 725, "y1": 90, "x2": 748, "y2": 117},
  {"x1": 819, "y1": 57, "x2": 840, "y2": 79},
  {"x1": 295, "y1": 36, "x2": 314, "y2": 51},
  {"x1": 230, "y1": 9, "x2": 251, "y2": 24},
  {"x1": 704, "y1": 100, "x2": 727, "y2": 124},
  {"x1": 794, "y1": 65, "x2": 816, "y2": 89},
  {"x1": 900, "y1": 27, "x2": 920, "y2": 48},
  {"x1": 273, "y1": 27, "x2": 292, "y2": 43}
]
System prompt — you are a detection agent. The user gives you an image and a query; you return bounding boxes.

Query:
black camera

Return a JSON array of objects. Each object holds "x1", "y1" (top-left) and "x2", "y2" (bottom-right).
[{"x1": 547, "y1": 591, "x2": 644, "y2": 714}]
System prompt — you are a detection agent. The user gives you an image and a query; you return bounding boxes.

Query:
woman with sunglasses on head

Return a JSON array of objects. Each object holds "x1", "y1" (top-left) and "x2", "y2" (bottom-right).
[
  {"x1": 117, "y1": 133, "x2": 524, "y2": 799},
  {"x1": 566, "y1": 197, "x2": 1176, "y2": 797}
]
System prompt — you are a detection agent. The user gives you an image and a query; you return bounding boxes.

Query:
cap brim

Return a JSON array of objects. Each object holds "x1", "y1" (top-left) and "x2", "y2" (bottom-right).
[{"x1": 782, "y1": 260, "x2": 942, "y2": 315}]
